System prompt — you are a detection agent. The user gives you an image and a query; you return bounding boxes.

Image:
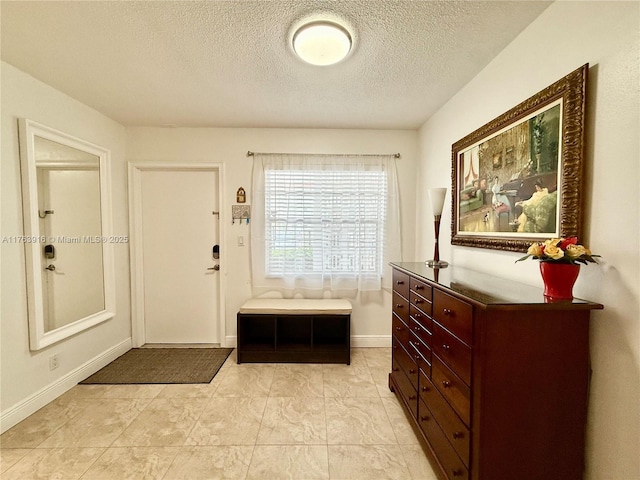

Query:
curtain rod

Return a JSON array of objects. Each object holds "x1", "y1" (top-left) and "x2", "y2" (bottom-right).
[{"x1": 247, "y1": 150, "x2": 400, "y2": 159}]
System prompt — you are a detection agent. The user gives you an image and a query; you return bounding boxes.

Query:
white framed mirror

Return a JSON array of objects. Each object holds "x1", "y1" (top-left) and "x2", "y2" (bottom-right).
[{"x1": 19, "y1": 119, "x2": 116, "y2": 350}]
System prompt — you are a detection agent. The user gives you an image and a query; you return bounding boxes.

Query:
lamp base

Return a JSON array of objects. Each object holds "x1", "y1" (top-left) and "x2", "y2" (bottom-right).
[{"x1": 425, "y1": 260, "x2": 449, "y2": 268}]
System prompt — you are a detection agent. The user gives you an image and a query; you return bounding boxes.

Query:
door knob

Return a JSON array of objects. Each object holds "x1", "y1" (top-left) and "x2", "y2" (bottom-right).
[
  {"x1": 207, "y1": 265, "x2": 220, "y2": 271},
  {"x1": 45, "y1": 264, "x2": 56, "y2": 271}
]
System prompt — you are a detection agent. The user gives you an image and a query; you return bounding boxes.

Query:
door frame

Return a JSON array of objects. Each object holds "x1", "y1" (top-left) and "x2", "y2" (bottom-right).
[{"x1": 128, "y1": 162, "x2": 226, "y2": 347}]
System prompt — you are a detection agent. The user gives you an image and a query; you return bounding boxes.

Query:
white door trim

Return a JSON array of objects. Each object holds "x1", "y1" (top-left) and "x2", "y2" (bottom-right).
[{"x1": 128, "y1": 162, "x2": 226, "y2": 347}]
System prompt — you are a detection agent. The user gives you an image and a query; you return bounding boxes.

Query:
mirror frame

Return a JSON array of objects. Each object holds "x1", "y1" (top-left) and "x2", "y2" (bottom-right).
[{"x1": 18, "y1": 119, "x2": 116, "y2": 350}]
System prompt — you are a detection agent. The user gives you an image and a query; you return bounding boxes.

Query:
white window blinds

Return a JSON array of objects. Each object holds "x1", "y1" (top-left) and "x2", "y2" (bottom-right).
[{"x1": 251, "y1": 154, "x2": 401, "y2": 294}]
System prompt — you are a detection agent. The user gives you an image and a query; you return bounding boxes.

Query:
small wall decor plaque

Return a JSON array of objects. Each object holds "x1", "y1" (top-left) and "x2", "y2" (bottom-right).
[{"x1": 236, "y1": 187, "x2": 246, "y2": 203}]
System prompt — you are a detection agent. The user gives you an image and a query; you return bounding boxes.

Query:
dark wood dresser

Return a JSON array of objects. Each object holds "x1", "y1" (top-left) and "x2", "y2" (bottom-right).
[{"x1": 389, "y1": 262, "x2": 603, "y2": 480}]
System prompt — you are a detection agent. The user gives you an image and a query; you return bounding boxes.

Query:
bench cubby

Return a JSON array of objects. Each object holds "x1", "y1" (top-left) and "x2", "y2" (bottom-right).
[{"x1": 237, "y1": 299, "x2": 351, "y2": 364}]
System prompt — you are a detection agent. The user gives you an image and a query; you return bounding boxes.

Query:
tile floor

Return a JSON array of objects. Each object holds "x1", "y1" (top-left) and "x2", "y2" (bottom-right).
[{"x1": 0, "y1": 348, "x2": 438, "y2": 479}]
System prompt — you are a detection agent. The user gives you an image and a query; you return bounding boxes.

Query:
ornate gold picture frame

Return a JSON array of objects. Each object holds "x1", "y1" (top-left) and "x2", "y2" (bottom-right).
[{"x1": 451, "y1": 64, "x2": 588, "y2": 252}]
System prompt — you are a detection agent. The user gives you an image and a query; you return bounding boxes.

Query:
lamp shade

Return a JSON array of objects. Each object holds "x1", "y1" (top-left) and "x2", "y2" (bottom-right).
[{"x1": 428, "y1": 188, "x2": 447, "y2": 216}]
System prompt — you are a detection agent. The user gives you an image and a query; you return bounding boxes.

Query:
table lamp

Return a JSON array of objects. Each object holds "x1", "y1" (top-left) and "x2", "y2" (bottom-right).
[{"x1": 426, "y1": 187, "x2": 449, "y2": 268}]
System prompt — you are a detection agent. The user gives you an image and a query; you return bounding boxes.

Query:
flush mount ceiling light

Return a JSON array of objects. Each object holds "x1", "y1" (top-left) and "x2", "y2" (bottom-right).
[{"x1": 292, "y1": 21, "x2": 352, "y2": 66}]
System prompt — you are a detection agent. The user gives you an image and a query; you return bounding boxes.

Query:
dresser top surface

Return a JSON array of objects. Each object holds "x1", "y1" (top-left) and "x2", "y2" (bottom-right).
[{"x1": 391, "y1": 262, "x2": 603, "y2": 309}]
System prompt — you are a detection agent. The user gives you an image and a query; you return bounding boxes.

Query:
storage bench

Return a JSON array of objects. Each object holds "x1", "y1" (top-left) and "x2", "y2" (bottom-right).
[{"x1": 237, "y1": 299, "x2": 351, "y2": 364}]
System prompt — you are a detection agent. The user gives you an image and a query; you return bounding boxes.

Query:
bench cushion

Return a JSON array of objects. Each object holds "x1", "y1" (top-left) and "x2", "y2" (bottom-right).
[{"x1": 239, "y1": 298, "x2": 352, "y2": 315}]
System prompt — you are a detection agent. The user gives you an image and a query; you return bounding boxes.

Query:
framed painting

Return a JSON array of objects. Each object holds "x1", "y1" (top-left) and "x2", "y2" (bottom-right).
[{"x1": 451, "y1": 64, "x2": 588, "y2": 252}]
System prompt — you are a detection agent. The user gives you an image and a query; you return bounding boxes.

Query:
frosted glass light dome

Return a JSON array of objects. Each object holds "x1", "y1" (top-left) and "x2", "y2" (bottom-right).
[{"x1": 292, "y1": 21, "x2": 352, "y2": 66}]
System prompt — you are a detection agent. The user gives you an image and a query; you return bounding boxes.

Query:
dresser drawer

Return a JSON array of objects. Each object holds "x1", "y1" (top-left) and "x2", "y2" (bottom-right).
[
  {"x1": 419, "y1": 368, "x2": 439, "y2": 408},
  {"x1": 433, "y1": 323, "x2": 472, "y2": 386},
  {"x1": 392, "y1": 291, "x2": 410, "y2": 324},
  {"x1": 410, "y1": 291, "x2": 432, "y2": 318},
  {"x1": 410, "y1": 305, "x2": 432, "y2": 333},
  {"x1": 432, "y1": 355, "x2": 471, "y2": 427},
  {"x1": 393, "y1": 339, "x2": 419, "y2": 390},
  {"x1": 419, "y1": 370, "x2": 470, "y2": 467},
  {"x1": 409, "y1": 332, "x2": 431, "y2": 376},
  {"x1": 433, "y1": 289, "x2": 473, "y2": 346},
  {"x1": 393, "y1": 270, "x2": 410, "y2": 299},
  {"x1": 392, "y1": 313, "x2": 409, "y2": 348},
  {"x1": 410, "y1": 276, "x2": 432, "y2": 301},
  {"x1": 418, "y1": 399, "x2": 469, "y2": 480},
  {"x1": 409, "y1": 315, "x2": 433, "y2": 349},
  {"x1": 391, "y1": 358, "x2": 418, "y2": 418}
]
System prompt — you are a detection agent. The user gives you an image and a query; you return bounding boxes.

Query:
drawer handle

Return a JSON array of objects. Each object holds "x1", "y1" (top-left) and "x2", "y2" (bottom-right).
[
  {"x1": 415, "y1": 313, "x2": 421, "y2": 318},
  {"x1": 409, "y1": 369, "x2": 417, "y2": 374},
  {"x1": 414, "y1": 284, "x2": 423, "y2": 290},
  {"x1": 420, "y1": 415, "x2": 430, "y2": 422},
  {"x1": 443, "y1": 308, "x2": 452, "y2": 316},
  {"x1": 452, "y1": 469, "x2": 464, "y2": 477},
  {"x1": 395, "y1": 326, "x2": 402, "y2": 331},
  {"x1": 452, "y1": 431, "x2": 464, "y2": 439},
  {"x1": 408, "y1": 394, "x2": 417, "y2": 400},
  {"x1": 442, "y1": 344, "x2": 450, "y2": 351},
  {"x1": 396, "y1": 304, "x2": 404, "y2": 309},
  {"x1": 392, "y1": 367, "x2": 400, "y2": 372},
  {"x1": 414, "y1": 326, "x2": 420, "y2": 332},
  {"x1": 396, "y1": 280, "x2": 404, "y2": 285},
  {"x1": 414, "y1": 355, "x2": 420, "y2": 361},
  {"x1": 421, "y1": 386, "x2": 430, "y2": 392},
  {"x1": 441, "y1": 380, "x2": 451, "y2": 388}
]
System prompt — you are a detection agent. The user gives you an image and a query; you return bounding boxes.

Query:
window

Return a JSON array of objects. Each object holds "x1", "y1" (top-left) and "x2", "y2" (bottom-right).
[
  {"x1": 265, "y1": 168, "x2": 387, "y2": 275},
  {"x1": 251, "y1": 154, "x2": 401, "y2": 293}
]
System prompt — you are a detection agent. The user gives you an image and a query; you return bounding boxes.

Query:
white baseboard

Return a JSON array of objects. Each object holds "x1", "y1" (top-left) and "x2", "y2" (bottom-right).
[
  {"x1": 225, "y1": 335, "x2": 391, "y2": 349},
  {"x1": 0, "y1": 338, "x2": 132, "y2": 433},
  {"x1": 351, "y1": 335, "x2": 392, "y2": 347}
]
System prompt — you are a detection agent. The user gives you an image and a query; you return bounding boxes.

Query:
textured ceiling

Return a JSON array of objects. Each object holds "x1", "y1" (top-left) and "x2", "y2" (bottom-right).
[{"x1": 1, "y1": 1, "x2": 551, "y2": 129}]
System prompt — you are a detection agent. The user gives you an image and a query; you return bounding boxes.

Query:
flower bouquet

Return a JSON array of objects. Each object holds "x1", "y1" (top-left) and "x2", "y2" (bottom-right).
[
  {"x1": 516, "y1": 237, "x2": 599, "y2": 264},
  {"x1": 516, "y1": 237, "x2": 599, "y2": 299}
]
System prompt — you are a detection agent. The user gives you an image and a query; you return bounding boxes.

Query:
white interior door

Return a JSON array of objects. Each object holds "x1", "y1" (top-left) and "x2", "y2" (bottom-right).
[{"x1": 140, "y1": 169, "x2": 220, "y2": 344}]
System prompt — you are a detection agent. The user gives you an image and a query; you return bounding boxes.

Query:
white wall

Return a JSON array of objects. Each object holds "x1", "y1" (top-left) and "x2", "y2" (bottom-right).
[
  {"x1": 416, "y1": 2, "x2": 639, "y2": 479},
  {"x1": 0, "y1": 62, "x2": 131, "y2": 430},
  {"x1": 126, "y1": 127, "x2": 418, "y2": 346}
]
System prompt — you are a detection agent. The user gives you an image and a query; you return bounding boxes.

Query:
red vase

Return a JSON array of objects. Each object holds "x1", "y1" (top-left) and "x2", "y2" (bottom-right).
[{"x1": 539, "y1": 262, "x2": 580, "y2": 300}]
